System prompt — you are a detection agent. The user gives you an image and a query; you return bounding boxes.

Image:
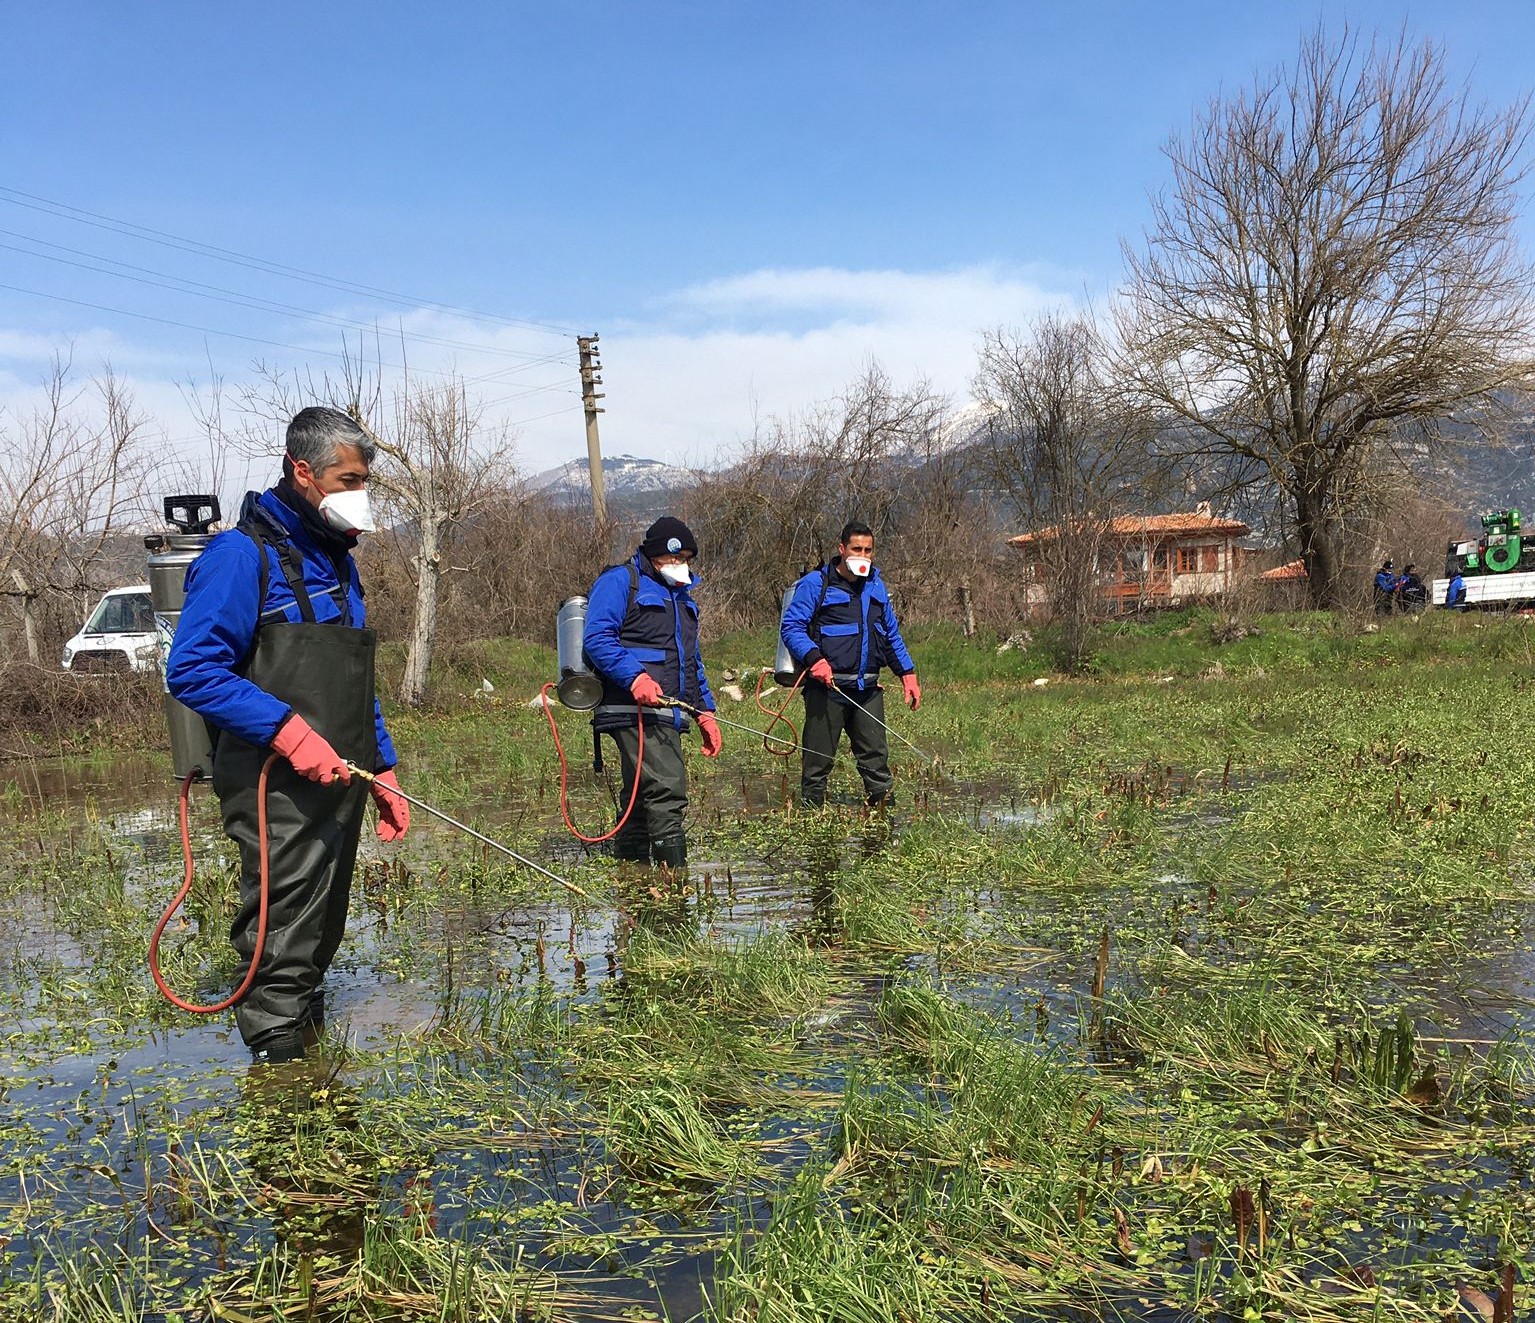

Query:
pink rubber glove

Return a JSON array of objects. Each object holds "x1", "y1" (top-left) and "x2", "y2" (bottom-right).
[
  {"x1": 902, "y1": 673, "x2": 922, "y2": 710},
  {"x1": 630, "y1": 672, "x2": 665, "y2": 706},
  {"x1": 371, "y1": 769, "x2": 410, "y2": 841},
  {"x1": 698, "y1": 712, "x2": 722, "y2": 757},
  {"x1": 807, "y1": 659, "x2": 835, "y2": 686},
  {"x1": 270, "y1": 714, "x2": 350, "y2": 784}
]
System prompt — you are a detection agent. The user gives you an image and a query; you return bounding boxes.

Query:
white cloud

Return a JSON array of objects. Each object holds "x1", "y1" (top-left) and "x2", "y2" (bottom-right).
[
  {"x1": 0, "y1": 263, "x2": 1082, "y2": 490},
  {"x1": 595, "y1": 264, "x2": 1077, "y2": 468},
  {"x1": 667, "y1": 263, "x2": 1069, "y2": 326}
]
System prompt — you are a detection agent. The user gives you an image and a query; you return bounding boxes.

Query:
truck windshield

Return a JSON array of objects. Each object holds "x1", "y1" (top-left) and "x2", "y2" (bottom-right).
[{"x1": 85, "y1": 593, "x2": 155, "y2": 635}]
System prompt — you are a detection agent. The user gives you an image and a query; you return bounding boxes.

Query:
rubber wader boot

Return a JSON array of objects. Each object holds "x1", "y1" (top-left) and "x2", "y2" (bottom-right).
[
  {"x1": 250, "y1": 1027, "x2": 307, "y2": 1065},
  {"x1": 301, "y1": 993, "x2": 325, "y2": 1050},
  {"x1": 613, "y1": 835, "x2": 652, "y2": 864},
  {"x1": 651, "y1": 836, "x2": 687, "y2": 871}
]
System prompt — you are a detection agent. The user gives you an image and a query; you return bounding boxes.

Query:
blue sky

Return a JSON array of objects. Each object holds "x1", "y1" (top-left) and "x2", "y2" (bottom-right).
[{"x1": 3, "y1": 2, "x2": 1533, "y2": 481}]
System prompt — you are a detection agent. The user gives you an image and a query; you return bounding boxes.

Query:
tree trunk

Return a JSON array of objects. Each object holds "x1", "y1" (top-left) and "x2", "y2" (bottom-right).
[
  {"x1": 959, "y1": 581, "x2": 976, "y2": 638},
  {"x1": 1295, "y1": 485, "x2": 1344, "y2": 611},
  {"x1": 10, "y1": 571, "x2": 39, "y2": 664},
  {"x1": 400, "y1": 516, "x2": 443, "y2": 708}
]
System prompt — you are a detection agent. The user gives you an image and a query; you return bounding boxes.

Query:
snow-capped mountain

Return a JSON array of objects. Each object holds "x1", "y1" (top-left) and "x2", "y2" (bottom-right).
[{"x1": 530, "y1": 453, "x2": 696, "y2": 504}]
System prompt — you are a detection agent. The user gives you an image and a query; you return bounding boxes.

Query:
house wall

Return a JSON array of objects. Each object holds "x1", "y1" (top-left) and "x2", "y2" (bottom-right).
[
  {"x1": 1008, "y1": 530, "x2": 1245, "y2": 618},
  {"x1": 1167, "y1": 538, "x2": 1238, "y2": 602}
]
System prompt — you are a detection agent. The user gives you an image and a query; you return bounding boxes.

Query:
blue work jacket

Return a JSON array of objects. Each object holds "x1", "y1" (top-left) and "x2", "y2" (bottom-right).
[
  {"x1": 166, "y1": 488, "x2": 397, "y2": 767},
  {"x1": 780, "y1": 559, "x2": 915, "y2": 694},
  {"x1": 582, "y1": 553, "x2": 716, "y2": 733}
]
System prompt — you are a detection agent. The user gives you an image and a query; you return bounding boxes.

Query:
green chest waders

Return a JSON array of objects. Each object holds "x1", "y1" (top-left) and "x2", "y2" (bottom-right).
[{"x1": 212, "y1": 532, "x2": 379, "y2": 1055}]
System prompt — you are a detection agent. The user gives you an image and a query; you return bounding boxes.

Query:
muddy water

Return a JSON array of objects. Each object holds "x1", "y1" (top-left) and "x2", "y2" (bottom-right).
[
  {"x1": 5, "y1": 751, "x2": 1535, "y2": 1320},
  {"x1": 1, "y1": 748, "x2": 175, "y2": 820}
]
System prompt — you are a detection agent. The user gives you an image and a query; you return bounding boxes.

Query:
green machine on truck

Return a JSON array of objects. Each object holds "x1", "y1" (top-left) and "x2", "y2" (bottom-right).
[{"x1": 1433, "y1": 509, "x2": 1535, "y2": 608}]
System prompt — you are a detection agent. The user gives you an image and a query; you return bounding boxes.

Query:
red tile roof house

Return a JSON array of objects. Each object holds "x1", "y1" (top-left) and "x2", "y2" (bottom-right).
[
  {"x1": 1258, "y1": 557, "x2": 1309, "y2": 607},
  {"x1": 1006, "y1": 503, "x2": 1252, "y2": 616}
]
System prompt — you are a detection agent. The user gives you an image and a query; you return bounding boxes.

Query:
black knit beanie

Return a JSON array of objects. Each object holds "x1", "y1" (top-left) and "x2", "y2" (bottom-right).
[{"x1": 640, "y1": 516, "x2": 698, "y2": 560}]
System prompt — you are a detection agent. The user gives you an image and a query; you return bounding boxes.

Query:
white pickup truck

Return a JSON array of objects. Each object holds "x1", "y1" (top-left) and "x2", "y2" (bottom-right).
[{"x1": 61, "y1": 584, "x2": 162, "y2": 673}]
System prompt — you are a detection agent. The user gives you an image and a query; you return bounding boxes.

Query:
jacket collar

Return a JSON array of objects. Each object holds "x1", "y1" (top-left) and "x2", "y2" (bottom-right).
[{"x1": 250, "y1": 484, "x2": 358, "y2": 555}]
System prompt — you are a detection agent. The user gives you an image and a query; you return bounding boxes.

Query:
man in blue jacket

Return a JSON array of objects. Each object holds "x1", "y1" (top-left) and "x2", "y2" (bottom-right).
[
  {"x1": 582, "y1": 516, "x2": 722, "y2": 870},
  {"x1": 1445, "y1": 568, "x2": 1469, "y2": 610},
  {"x1": 1373, "y1": 559, "x2": 1397, "y2": 614},
  {"x1": 780, "y1": 520, "x2": 920, "y2": 809},
  {"x1": 167, "y1": 407, "x2": 409, "y2": 1065}
]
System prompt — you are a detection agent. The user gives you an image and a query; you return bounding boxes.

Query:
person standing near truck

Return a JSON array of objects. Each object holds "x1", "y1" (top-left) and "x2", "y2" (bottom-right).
[{"x1": 1398, "y1": 564, "x2": 1428, "y2": 612}]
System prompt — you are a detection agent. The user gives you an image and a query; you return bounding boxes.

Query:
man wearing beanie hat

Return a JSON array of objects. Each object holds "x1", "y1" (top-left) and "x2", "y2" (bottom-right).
[
  {"x1": 1373, "y1": 558, "x2": 1397, "y2": 615},
  {"x1": 582, "y1": 515, "x2": 722, "y2": 869}
]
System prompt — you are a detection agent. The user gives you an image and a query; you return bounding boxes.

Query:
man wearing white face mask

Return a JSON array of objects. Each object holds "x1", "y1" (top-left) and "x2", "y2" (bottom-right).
[
  {"x1": 168, "y1": 407, "x2": 408, "y2": 1064},
  {"x1": 780, "y1": 520, "x2": 920, "y2": 808},
  {"x1": 583, "y1": 516, "x2": 721, "y2": 871}
]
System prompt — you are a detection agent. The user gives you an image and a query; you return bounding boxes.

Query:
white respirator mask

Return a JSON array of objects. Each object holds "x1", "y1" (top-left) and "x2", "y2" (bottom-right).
[
  {"x1": 845, "y1": 555, "x2": 873, "y2": 578},
  {"x1": 317, "y1": 488, "x2": 376, "y2": 536},
  {"x1": 658, "y1": 562, "x2": 692, "y2": 587}
]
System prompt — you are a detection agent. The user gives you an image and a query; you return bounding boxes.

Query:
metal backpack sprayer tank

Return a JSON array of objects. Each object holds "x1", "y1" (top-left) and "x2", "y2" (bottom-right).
[
  {"x1": 773, "y1": 585, "x2": 801, "y2": 687},
  {"x1": 555, "y1": 595, "x2": 603, "y2": 711},
  {"x1": 540, "y1": 593, "x2": 650, "y2": 844},
  {"x1": 145, "y1": 495, "x2": 222, "y2": 780}
]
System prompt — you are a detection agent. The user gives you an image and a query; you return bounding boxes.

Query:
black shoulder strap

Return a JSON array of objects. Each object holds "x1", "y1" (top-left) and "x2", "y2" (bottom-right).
[
  {"x1": 597, "y1": 560, "x2": 642, "y2": 618},
  {"x1": 809, "y1": 566, "x2": 834, "y2": 643},
  {"x1": 239, "y1": 521, "x2": 317, "y2": 624}
]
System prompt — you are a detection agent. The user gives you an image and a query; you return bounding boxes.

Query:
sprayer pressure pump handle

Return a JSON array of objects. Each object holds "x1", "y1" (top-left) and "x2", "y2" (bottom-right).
[{"x1": 164, "y1": 494, "x2": 222, "y2": 535}]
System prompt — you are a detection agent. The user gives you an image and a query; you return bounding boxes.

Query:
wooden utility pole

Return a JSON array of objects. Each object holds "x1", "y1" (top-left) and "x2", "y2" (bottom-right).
[{"x1": 577, "y1": 334, "x2": 607, "y2": 526}]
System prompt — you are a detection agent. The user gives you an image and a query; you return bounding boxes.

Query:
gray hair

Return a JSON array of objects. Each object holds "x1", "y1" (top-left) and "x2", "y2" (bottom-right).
[{"x1": 285, "y1": 406, "x2": 376, "y2": 473}]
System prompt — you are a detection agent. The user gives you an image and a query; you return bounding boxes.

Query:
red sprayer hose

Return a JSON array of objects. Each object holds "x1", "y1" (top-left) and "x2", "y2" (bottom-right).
[
  {"x1": 149, "y1": 753, "x2": 278, "y2": 1014},
  {"x1": 538, "y1": 681, "x2": 645, "y2": 844},
  {"x1": 754, "y1": 666, "x2": 805, "y2": 759}
]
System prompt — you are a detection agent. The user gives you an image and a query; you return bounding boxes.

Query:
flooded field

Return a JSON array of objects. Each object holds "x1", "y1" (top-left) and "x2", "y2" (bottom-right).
[{"x1": 2, "y1": 627, "x2": 1534, "y2": 1320}]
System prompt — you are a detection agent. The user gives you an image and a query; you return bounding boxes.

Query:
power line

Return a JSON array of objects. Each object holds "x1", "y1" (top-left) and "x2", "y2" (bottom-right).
[
  {"x1": 0, "y1": 229, "x2": 574, "y2": 367},
  {"x1": 0, "y1": 186, "x2": 585, "y2": 339},
  {"x1": 477, "y1": 380, "x2": 581, "y2": 409},
  {"x1": 505, "y1": 403, "x2": 584, "y2": 430},
  {"x1": 461, "y1": 351, "x2": 576, "y2": 387},
  {"x1": 0, "y1": 279, "x2": 559, "y2": 387}
]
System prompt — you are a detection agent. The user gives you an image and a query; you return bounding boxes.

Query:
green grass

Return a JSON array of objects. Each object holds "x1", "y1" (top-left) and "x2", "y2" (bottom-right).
[{"x1": 4, "y1": 606, "x2": 1535, "y2": 1320}]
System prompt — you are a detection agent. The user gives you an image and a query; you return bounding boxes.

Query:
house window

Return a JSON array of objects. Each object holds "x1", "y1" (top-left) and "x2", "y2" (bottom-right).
[{"x1": 1175, "y1": 545, "x2": 1199, "y2": 575}]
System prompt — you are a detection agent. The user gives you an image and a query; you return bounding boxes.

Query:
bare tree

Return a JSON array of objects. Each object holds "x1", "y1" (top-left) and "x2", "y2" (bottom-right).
[
  {"x1": 975, "y1": 314, "x2": 1157, "y2": 670},
  {"x1": 681, "y1": 365, "x2": 951, "y2": 632},
  {"x1": 0, "y1": 357, "x2": 152, "y2": 661},
  {"x1": 371, "y1": 383, "x2": 514, "y2": 705},
  {"x1": 1119, "y1": 26, "x2": 1535, "y2": 609},
  {"x1": 228, "y1": 351, "x2": 515, "y2": 706}
]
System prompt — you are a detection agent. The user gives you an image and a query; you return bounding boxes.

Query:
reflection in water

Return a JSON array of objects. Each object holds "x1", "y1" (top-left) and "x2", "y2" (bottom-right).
[
  {"x1": 2, "y1": 750, "x2": 173, "y2": 821},
  {"x1": 806, "y1": 842, "x2": 844, "y2": 946},
  {"x1": 238, "y1": 1059, "x2": 386, "y2": 1263}
]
